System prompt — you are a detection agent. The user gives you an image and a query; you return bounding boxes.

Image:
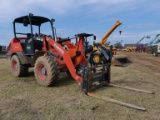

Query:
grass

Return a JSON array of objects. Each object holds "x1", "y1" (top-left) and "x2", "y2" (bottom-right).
[{"x1": 0, "y1": 53, "x2": 160, "y2": 120}]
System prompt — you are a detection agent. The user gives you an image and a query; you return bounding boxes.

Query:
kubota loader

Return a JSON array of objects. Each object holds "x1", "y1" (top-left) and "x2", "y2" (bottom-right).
[
  {"x1": 92, "y1": 21, "x2": 131, "y2": 67},
  {"x1": 7, "y1": 14, "x2": 153, "y2": 111}
]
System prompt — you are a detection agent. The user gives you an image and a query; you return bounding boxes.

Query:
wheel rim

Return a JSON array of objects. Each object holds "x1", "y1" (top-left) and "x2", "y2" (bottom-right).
[
  {"x1": 12, "y1": 60, "x2": 18, "y2": 72},
  {"x1": 94, "y1": 55, "x2": 100, "y2": 63},
  {"x1": 38, "y1": 64, "x2": 47, "y2": 80}
]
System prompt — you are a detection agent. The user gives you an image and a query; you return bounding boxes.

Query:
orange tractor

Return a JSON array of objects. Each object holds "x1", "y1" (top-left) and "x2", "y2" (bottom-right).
[
  {"x1": 7, "y1": 14, "x2": 153, "y2": 111},
  {"x1": 7, "y1": 13, "x2": 112, "y2": 93}
]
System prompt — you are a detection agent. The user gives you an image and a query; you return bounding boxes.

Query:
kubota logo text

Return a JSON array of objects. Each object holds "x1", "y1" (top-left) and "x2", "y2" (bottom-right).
[{"x1": 54, "y1": 43, "x2": 64, "y2": 54}]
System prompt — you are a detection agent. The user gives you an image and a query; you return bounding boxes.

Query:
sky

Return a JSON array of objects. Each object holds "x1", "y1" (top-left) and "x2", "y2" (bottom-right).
[{"x1": 1, "y1": 0, "x2": 160, "y2": 46}]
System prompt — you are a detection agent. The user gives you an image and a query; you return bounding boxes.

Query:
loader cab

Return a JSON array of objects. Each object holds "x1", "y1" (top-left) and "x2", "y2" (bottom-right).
[
  {"x1": 75, "y1": 33, "x2": 96, "y2": 55},
  {"x1": 84, "y1": 34, "x2": 96, "y2": 54},
  {"x1": 13, "y1": 13, "x2": 56, "y2": 55}
]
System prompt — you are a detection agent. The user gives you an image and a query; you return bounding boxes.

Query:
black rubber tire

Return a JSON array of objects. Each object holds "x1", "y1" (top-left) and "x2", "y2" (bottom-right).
[
  {"x1": 10, "y1": 55, "x2": 28, "y2": 77},
  {"x1": 11, "y1": 55, "x2": 28, "y2": 77},
  {"x1": 34, "y1": 56, "x2": 60, "y2": 86}
]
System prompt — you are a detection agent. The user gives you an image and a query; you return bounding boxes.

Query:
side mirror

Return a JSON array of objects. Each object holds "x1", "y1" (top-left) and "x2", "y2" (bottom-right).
[{"x1": 93, "y1": 35, "x2": 96, "y2": 40}]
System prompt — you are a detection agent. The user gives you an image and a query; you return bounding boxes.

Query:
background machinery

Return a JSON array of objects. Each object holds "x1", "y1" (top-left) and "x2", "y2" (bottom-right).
[
  {"x1": 146, "y1": 34, "x2": 160, "y2": 56},
  {"x1": 0, "y1": 45, "x2": 7, "y2": 58},
  {"x1": 134, "y1": 36, "x2": 150, "y2": 52},
  {"x1": 124, "y1": 45, "x2": 134, "y2": 52},
  {"x1": 113, "y1": 40, "x2": 123, "y2": 50},
  {"x1": 93, "y1": 21, "x2": 131, "y2": 66},
  {"x1": 7, "y1": 14, "x2": 153, "y2": 111}
]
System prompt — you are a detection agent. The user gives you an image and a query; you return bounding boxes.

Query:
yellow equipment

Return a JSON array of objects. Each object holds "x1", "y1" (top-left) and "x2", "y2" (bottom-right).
[
  {"x1": 125, "y1": 46, "x2": 134, "y2": 52},
  {"x1": 99, "y1": 21, "x2": 122, "y2": 52},
  {"x1": 92, "y1": 21, "x2": 131, "y2": 66}
]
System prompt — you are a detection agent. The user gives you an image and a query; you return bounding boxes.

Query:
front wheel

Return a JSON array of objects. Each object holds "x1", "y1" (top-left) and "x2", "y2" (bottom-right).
[{"x1": 34, "y1": 56, "x2": 60, "y2": 86}]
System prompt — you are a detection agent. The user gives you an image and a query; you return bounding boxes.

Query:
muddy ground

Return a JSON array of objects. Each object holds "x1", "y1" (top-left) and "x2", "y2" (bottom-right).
[{"x1": 0, "y1": 51, "x2": 160, "y2": 120}]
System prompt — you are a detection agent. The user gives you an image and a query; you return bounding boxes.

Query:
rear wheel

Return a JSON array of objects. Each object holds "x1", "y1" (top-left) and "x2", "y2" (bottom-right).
[
  {"x1": 10, "y1": 55, "x2": 28, "y2": 77},
  {"x1": 34, "y1": 56, "x2": 60, "y2": 86}
]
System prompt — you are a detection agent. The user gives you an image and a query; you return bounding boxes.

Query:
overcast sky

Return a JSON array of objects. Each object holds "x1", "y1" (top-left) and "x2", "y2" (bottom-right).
[{"x1": 1, "y1": 0, "x2": 160, "y2": 45}]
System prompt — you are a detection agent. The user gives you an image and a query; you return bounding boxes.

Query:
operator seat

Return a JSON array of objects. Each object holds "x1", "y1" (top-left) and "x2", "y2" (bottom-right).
[{"x1": 24, "y1": 33, "x2": 43, "y2": 55}]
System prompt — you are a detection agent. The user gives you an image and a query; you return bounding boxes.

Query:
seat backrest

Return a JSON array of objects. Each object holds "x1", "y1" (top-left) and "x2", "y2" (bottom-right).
[
  {"x1": 33, "y1": 40, "x2": 43, "y2": 51},
  {"x1": 27, "y1": 33, "x2": 34, "y2": 40}
]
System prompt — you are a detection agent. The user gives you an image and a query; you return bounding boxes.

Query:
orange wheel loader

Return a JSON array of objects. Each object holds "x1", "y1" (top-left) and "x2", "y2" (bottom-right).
[{"x1": 7, "y1": 14, "x2": 153, "y2": 111}]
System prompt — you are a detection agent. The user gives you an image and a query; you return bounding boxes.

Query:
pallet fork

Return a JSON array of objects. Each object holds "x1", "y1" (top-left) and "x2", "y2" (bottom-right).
[
  {"x1": 82, "y1": 52, "x2": 154, "y2": 111},
  {"x1": 88, "y1": 84, "x2": 153, "y2": 111}
]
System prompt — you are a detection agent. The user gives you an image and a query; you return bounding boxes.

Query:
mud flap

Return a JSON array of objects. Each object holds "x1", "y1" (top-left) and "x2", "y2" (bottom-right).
[{"x1": 112, "y1": 55, "x2": 132, "y2": 67}]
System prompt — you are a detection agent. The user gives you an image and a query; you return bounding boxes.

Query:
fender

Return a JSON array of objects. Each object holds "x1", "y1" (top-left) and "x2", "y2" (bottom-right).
[{"x1": 8, "y1": 52, "x2": 30, "y2": 65}]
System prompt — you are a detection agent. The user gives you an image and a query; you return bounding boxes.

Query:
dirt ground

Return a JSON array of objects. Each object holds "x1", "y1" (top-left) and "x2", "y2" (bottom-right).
[{"x1": 0, "y1": 51, "x2": 160, "y2": 120}]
